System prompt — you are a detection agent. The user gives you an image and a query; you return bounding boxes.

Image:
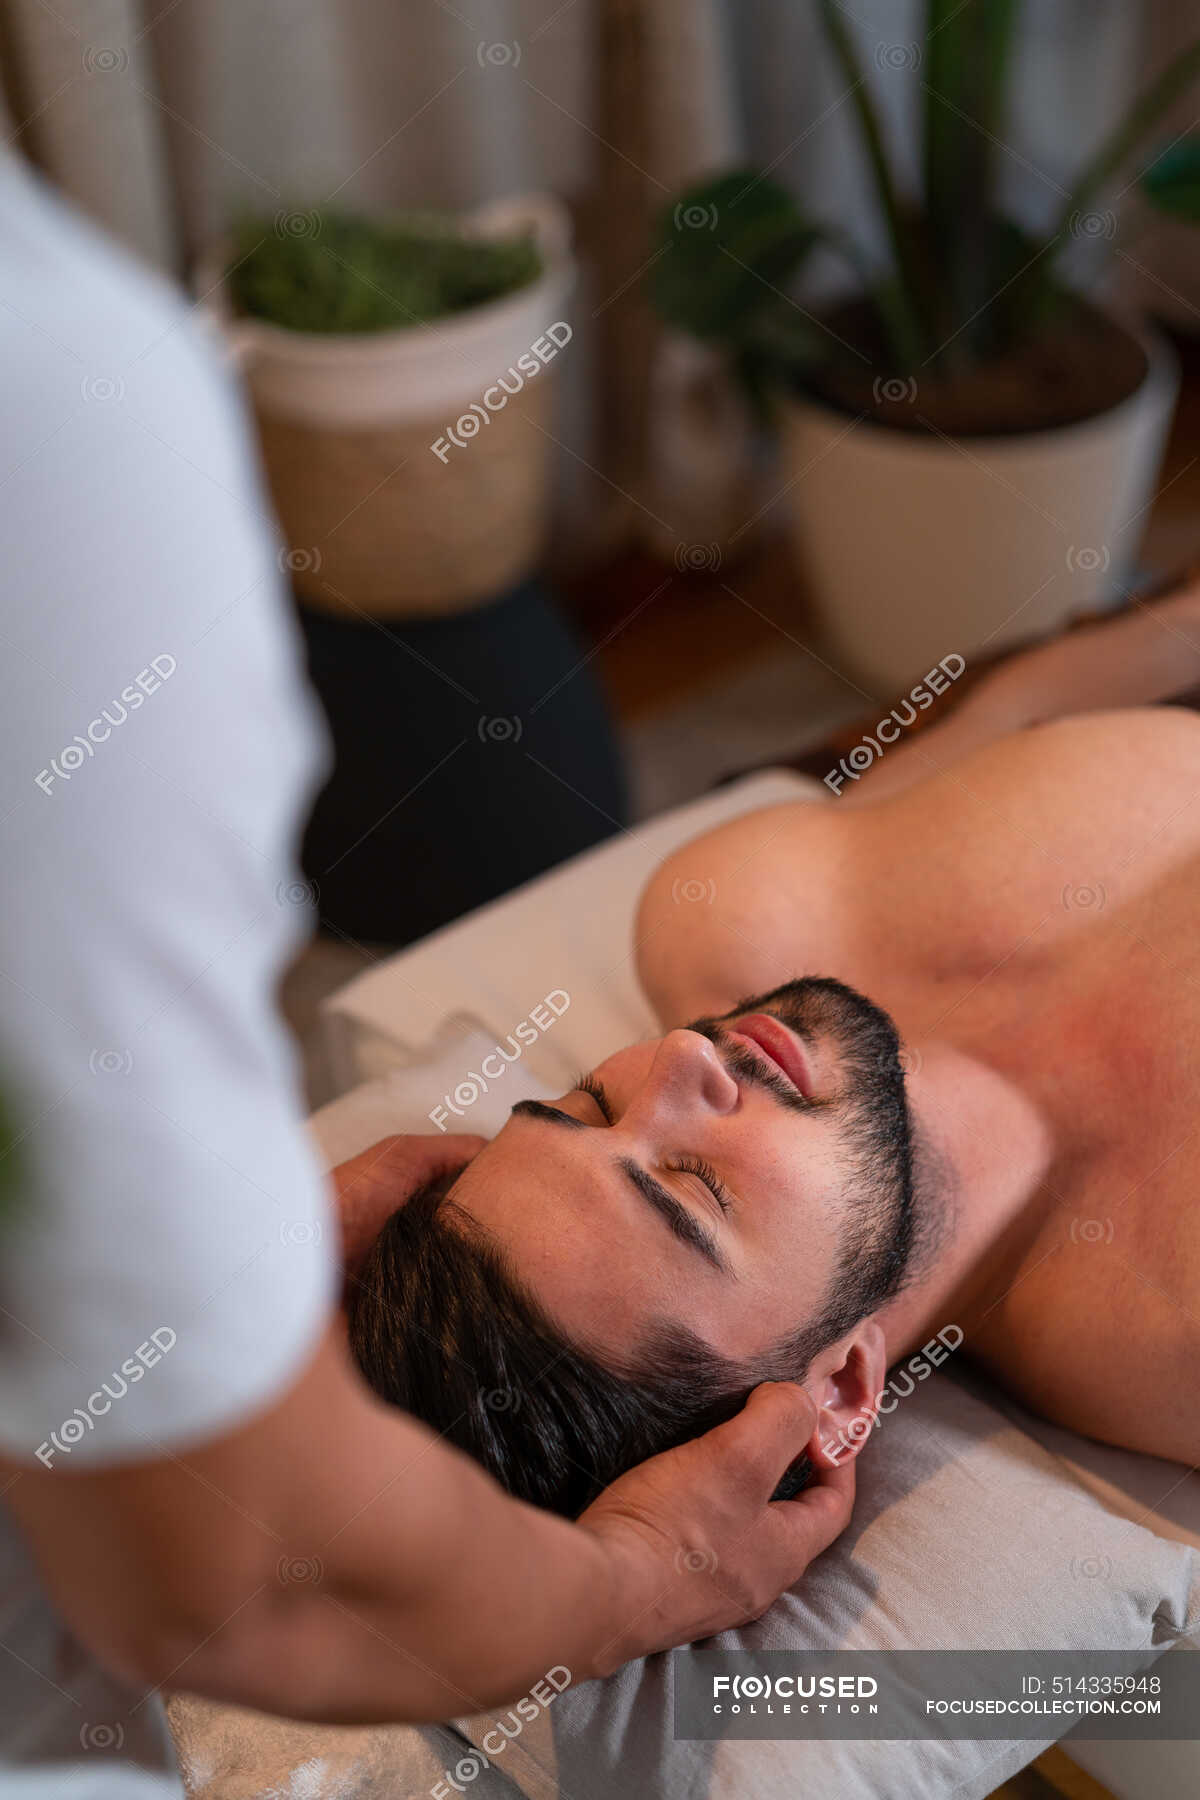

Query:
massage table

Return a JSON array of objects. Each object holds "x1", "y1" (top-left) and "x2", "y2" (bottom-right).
[{"x1": 171, "y1": 765, "x2": 1199, "y2": 1800}]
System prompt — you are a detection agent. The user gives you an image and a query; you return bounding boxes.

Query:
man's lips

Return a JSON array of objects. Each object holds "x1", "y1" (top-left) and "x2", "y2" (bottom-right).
[{"x1": 726, "y1": 1012, "x2": 814, "y2": 1099}]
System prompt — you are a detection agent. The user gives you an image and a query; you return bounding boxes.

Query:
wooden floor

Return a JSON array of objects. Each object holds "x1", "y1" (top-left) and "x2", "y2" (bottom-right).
[{"x1": 994, "y1": 1745, "x2": 1120, "y2": 1800}]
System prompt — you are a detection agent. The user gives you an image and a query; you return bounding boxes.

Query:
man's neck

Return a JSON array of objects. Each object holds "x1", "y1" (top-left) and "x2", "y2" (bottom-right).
[{"x1": 872, "y1": 1037, "x2": 1059, "y2": 1366}]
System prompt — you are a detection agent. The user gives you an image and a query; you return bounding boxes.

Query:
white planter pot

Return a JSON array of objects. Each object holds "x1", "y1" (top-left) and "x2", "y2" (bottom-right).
[
  {"x1": 194, "y1": 194, "x2": 575, "y2": 616},
  {"x1": 775, "y1": 318, "x2": 1180, "y2": 696}
]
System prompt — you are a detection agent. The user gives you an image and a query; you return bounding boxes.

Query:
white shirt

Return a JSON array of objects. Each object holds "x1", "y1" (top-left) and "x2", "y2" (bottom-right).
[{"x1": 0, "y1": 151, "x2": 336, "y2": 1793}]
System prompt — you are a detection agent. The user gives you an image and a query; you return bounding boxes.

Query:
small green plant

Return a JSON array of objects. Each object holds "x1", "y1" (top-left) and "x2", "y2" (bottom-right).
[
  {"x1": 228, "y1": 209, "x2": 542, "y2": 334},
  {"x1": 651, "y1": 3, "x2": 1200, "y2": 404},
  {"x1": 0, "y1": 1084, "x2": 27, "y2": 1235}
]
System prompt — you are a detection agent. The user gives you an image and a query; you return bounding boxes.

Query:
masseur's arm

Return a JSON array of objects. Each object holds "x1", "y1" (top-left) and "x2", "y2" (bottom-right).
[
  {"x1": 842, "y1": 569, "x2": 1200, "y2": 804},
  {"x1": 2, "y1": 1341, "x2": 850, "y2": 1722},
  {"x1": 0, "y1": 163, "x2": 852, "y2": 1732}
]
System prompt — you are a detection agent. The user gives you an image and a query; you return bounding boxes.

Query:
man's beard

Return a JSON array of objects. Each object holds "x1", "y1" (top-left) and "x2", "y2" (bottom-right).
[{"x1": 687, "y1": 975, "x2": 917, "y2": 1306}]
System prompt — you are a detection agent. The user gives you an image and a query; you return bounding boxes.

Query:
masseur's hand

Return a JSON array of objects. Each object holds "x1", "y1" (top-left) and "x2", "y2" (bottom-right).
[
  {"x1": 577, "y1": 1381, "x2": 855, "y2": 1673},
  {"x1": 8, "y1": 1339, "x2": 852, "y2": 1721},
  {"x1": 332, "y1": 1132, "x2": 487, "y2": 1277}
]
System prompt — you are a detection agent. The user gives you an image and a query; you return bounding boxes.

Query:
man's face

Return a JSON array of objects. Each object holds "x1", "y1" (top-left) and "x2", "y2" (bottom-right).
[{"x1": 445, "y1": 978, "x2": 914, "y2": 1369}]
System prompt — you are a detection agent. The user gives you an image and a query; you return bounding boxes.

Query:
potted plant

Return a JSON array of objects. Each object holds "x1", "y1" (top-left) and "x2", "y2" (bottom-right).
[
  {"x1": 196, "y1": 195, "x2": 574, "y2": 616},
  {"x1": 651, "y1": 4, "x2": 1200, "y2": 692},
  {"x1": 193, "y1": 200, "x2": 628, "y2": 944}
]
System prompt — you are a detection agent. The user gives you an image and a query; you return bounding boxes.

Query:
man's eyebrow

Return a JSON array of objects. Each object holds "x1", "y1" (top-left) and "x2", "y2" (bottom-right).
[
  {"x1": 510, "y1": 1098, "x2": 586, "y2": 1129},
  {"x1": 617, "y1": 1157, "x2": 731, "y2": 1274},
  {"x1": 509, "y1": 1098, "x2": 731, "y2": 1274}
]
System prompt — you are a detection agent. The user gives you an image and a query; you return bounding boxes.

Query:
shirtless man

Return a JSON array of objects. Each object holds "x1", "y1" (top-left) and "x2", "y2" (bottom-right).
[{"x1": 346, "y1": 585, "x2": 1200, "y2": 1511}]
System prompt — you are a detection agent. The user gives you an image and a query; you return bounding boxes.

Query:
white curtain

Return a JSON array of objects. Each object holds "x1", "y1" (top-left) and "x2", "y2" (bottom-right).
[{"x1": 0, "y1": 0, "x2": 177, "y2": 264}]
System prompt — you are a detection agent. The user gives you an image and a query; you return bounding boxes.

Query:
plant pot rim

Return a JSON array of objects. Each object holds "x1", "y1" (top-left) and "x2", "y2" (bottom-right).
[
  {"x1": 192, "y1": 190, "x2": 574, "y2": 365},
  {"x1": 778, "y1": 309, "x2": 1179, "y2": 451}
]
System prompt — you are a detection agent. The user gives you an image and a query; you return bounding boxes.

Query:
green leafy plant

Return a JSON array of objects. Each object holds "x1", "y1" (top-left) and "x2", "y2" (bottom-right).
[
  {"x1": 0, "y1": 1084, "x2": 27, "y2": 1235},
  {"x1": 228, "y1": 209, "x2": 542, "y2": 334},
  {"x1": 651, "y1": 3, "x2": 1200, "y2": 409}
]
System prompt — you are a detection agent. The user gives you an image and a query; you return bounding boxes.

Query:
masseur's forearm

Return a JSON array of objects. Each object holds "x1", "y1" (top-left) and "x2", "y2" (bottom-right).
[
  {"x1": 972, "y1": 574, "x2": 1200, "y2": 726},
  {"x1": 6, "y1": 1326, "x2": 625, "y2": 1721},
  {"x1": 844, "y1": 573, "x2": 1200, "y2": 804},
  {"x1": 5, "y1": 1324, "x2": 846, "y2": 1725},
  {"x1": 159, "y1": 1403, "x2": 632, "y2": 1723}
]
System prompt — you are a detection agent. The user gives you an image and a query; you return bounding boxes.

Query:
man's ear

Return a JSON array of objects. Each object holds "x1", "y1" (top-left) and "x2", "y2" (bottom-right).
[{"x1": 805, "y1": 1319, "x2": 886, "y2": 1470}]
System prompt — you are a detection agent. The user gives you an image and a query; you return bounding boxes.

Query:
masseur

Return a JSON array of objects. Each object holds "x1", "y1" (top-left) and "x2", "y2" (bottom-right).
[{"x1": 0, "y1": 150, "x2": 847, "y2": 1799}]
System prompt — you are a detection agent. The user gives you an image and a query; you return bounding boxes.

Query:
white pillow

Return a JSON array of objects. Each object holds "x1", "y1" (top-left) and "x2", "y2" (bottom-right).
[{"x1": 315, "y1": 769, "x2": 818, "y2": 1102}]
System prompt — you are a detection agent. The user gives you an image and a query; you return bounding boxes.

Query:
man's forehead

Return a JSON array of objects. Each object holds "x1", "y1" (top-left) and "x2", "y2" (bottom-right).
[{"x1": 451, "y1": 1110, "x2": 606, "y2": 1207}]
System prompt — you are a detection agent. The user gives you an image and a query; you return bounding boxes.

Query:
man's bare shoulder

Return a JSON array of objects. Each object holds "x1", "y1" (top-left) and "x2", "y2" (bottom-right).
[
  {"x1": 809, "y1": 706, "x2": 1200, "y2": 1013},
  {"x1": 876, "y1": 705, "x2": 1200, "y2": 816},
  {"x1": 634, "y1": 795, "x2": 868, "y2": 1025},
  {"x1": 863, "y1": 707, "x2": 1200, "y2": 913},
  {"x1": 635, "y1": 710, "x2": 1200, "y2": 1024}
]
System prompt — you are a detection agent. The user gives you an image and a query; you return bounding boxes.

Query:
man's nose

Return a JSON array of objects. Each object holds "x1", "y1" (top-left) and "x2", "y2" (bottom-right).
[{"x1": 632, "y1": 1027, "x2": 740, "y2": 1121}]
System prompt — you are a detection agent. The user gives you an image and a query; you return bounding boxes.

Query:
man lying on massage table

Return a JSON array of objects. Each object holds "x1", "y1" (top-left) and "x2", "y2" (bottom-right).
[{"x1": 342, "y1": 579, "x2": 1200, "y2": 1518}]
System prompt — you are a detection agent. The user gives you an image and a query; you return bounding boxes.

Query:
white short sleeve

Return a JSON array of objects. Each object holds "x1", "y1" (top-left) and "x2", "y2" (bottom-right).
[{"x1": 0, "y1": 155, "x2": 337, "y2": 1466}]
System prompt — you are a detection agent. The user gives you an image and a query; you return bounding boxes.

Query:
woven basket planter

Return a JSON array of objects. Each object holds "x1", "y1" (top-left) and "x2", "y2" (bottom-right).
[{"x1": 195, "y1": 194, "x2": 574, "y2": 617}]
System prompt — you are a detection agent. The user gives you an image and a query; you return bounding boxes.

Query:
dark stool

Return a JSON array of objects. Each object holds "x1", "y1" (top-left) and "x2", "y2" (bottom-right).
[{"x1": 298, "y1": 577, "x2": 629, "y2": 944}]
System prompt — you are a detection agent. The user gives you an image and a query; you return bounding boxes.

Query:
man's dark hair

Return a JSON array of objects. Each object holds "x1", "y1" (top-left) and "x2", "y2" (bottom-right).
[{"x1": 345, "y1": 1148, "x2": 915, "y2": 1518}]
